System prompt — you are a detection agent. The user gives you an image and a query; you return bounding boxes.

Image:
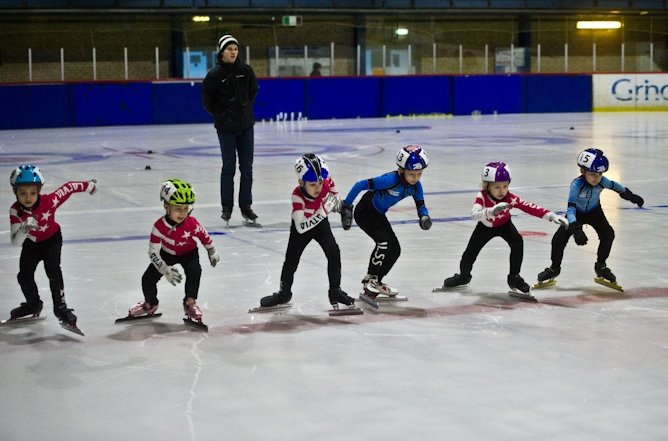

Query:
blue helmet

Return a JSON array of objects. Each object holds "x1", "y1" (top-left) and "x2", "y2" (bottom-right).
[
  {"x1": 481, "y1": 161, "x2": 511, "y2": 183},
  {"x1": 396, "y1": 145, "x2": 429, "y2": 170},
  {"x1": 577, "y1": 148, "x2": 609, "y2": 173},
  {"x1": 295, "y1": 153, "x2": 329, "y2": 182},
  {"x1": 10, "y1": 164, "x2": 45, "y2": 187}
]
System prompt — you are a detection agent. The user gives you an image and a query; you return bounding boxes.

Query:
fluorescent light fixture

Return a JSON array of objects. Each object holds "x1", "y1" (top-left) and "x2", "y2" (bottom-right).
[
  {"x1": 395, "y1": 27, "x2": 409, "y2": 36},
  {"x1": 576, "y1": 21, "x2": 621, "y2": 29},
  {"x1": 192, "y1": 16, "x2": 210, "y2": 22}
]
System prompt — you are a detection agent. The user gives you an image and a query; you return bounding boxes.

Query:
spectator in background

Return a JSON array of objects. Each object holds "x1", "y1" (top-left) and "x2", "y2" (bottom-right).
[
  {"x1": 202, "y1": 34, "x2": 259, "y2": 226},
  {"x1": 310, "y1": 62, "x2": 322, "y2": 77}
]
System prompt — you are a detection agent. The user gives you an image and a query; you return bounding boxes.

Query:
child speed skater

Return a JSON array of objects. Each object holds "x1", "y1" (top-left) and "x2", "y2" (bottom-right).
[
  {"x1": 256, "y1": 154, "x2": 359, "y2": 315},
  {"x1": 6, "y1": 164, "x2": 97, "y2": 334},
  {"x1": 436, "y1": 161, "x2": 568, "y2": 300},
  {"x1": 121, "y1": 179, "x2": 220, "y2": 330},
  {"x1": 535, "y1": 148, "x2": 644, "y2": 291},
  {"x1": 340, "y1": 145, "x2": 432, "y2": 304}
]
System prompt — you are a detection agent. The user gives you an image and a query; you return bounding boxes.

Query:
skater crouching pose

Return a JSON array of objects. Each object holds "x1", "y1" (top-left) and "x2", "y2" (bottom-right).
[
  {"x1": 257, "y1": 154, "x2": 359, "y2": 315},
  {"x1": 122, "y1": 179, "x2": 219, "y2": 329},
  {"x1": 341, "y1": 145, "x2": 432, "y2": 301},
  {"x1": 7, "y1": 164, "x2": 97, "y2": 334},
  {"x1": 535, "y1": 148, "x2": 644, "y2": 291},
  {"x1": 437, "y1": 161, "x2": 568, "y2": 299}
]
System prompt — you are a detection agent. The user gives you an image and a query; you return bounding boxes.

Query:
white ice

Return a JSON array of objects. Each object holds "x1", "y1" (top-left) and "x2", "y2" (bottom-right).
[{"x1": 1, "y1": 113, "x2": 667, "y2": 441}]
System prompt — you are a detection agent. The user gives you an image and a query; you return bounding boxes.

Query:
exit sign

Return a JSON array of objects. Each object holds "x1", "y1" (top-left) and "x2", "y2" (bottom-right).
[{"x1": 281, "y1": 15, "x2": 303, "y2": 27}]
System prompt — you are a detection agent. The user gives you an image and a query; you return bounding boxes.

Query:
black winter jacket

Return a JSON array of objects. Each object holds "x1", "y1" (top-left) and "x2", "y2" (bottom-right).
[{"x1": 202, "y1": 58, "x2": 258, "y2": 132}]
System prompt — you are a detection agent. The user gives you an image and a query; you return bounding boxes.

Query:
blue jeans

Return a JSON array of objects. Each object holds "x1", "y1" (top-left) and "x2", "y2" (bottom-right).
[{"x1": 216, "y1": 127, "x2": 254, "y2": 208}]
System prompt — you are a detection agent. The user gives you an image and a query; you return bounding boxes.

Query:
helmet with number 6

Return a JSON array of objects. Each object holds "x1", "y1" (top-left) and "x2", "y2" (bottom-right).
[
  {"x1": 295, "y1": 153, "x2": 329, "y2": 182},
  {"x1": 577, "y1": 148, "x2": 609, "y2": 173},
  {"x1": 10, "y1": 164, "x2": 45, "y2": 187},
  {"x1": 160, "y1": 179, "x2": 196, "y2": 205},
  {"x1": 481, "y1": 161, "x2": 511, "y2": 183},
  {"x1": 396, "y1": 145, "x2": 429, "y2": 170}
]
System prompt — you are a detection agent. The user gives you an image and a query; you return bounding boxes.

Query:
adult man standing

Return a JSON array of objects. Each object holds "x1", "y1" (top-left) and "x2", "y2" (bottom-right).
[{"x1": 202, "y1": 34, "x2": 259, "y2": 225}]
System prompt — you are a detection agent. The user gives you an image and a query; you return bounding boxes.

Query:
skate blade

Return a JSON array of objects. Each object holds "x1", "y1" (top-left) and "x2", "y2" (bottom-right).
[
  {"x1": 248, "y1": 303, "x2": 293, "y2": 313},
  {"x1": 328, "y1": 306, "x2": 364, "y2": 317},
  {"x1": 594, "y1": 277, "x2": 624, "y2": 292},
  {"x1": 242, "y1": 220, "x2": 262, "y2": 228},
  {"x1": 508, "y1": 290, "x2": 537, "y2": 302},
  {"x1": 183, "y1": 318, "x2": 209, "y2": 332},
  {"x1": 60, "y1": 322, "x2": 85, "y2": 336},
  {"x1": 115, "y1": 313, "x2": 162, "y2": 324},
  {"x1": 376, "y1": 295, "x2": 408, "y2": 302},
  {"x1": 358, "y1": 293, "x2": 380, "y2": 309},
  {"x1": 532, "y1": 279, "x2": 557, "y2": 290},
  {"x1": 0, "y1": 315, "x2": 46, "y2": 326}
]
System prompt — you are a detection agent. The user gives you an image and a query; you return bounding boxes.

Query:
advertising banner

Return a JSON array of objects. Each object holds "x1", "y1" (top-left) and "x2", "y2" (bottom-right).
[{"x1": 593, "y1": 74, "x2": 668, "y2": 111}]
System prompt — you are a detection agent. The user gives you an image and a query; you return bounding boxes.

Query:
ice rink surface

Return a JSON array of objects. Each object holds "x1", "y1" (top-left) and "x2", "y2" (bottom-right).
[{"x1": 1, "y1": 112, "x2": 666, "y2": 441}]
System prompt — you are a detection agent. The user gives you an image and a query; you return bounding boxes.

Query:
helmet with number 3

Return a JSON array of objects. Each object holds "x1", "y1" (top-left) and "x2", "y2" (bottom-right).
[
  {"x1": 396, "y1": 145, "x2": 429, "y2": 170},
  {"x1": 10, "y1": 164, "x2": 45, "y2": 187},
  {"x1": 295, "y1": 153, "x2": 329, "y2": 183},
  {"x1": 577, "y1": 148, "x2": 609, "y2": 173},
  {"x1": 481, "y1": 161, "x2": 511, "y2": 183},
  {"x1": 160, "y1": 179, "x2": 196, "y2": 205}
]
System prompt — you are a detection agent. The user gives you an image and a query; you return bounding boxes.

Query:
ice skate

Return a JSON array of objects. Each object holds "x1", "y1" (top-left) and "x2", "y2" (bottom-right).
[
  {"x1": 221, "y1": 206, "x2": 233, "y2": 227},
  {"x1": 183, "y1": 298, "x2": 208, "y2": 332},
  {"x1": 433, "y1": 273, "x2": 472, "y2": 292},
  {"x1": 1, "y1": 302, "x2": 45, "y2": 326},
  {"x1": 359, "y1": 275, "x2": 406, "y2": 309},
  {"x1": 594, "y1": 262, "x2": 624, "y2": 292},
  {"x1": 533, "y1": 267, "x2": 560, "y2": 289},
  {"x1": 507, "y1": 274, "x2": 537, "y2": 302},
  {"x1": 56, "y1": 304, "x2": 84, "y2": 336},
  {"x1": 249, "y1": 290, "x2": 293, "y2": 313},
  {"x1": 115, "y1": 301, "x2": 162, "y2": 323},
  {"x1": 328, "y1": 288, "x2": 363, "y2": 316},
  {"x1": 240, "y1": 206, "x2": 262, "y2": 227}
]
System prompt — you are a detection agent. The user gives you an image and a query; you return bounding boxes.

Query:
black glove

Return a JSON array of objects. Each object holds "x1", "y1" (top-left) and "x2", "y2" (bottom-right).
[
  {"x1": 619, "y1": 187, "x2": 644, "y2": 207},
  {"x1": 419, "y1": 215, "x2": 432, "y2": 230},
  {"x1": 341, "y1": 204, "x2": 354, "y2": 231},
  {"x1": 569, "y1": 221, "x2": 588, "y2": 246}
]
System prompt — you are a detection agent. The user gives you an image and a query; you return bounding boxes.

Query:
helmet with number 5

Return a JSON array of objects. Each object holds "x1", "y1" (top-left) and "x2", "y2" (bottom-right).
[
  {"x1": 481, "y1": 161, "x2": 511, "y2": 183},
  {"x1": 577, "y1": 148, "x2": 609, "y2": 173},
  {"x1": 396, "y1": 145, "x2": 429, "y2": 170},
  {"x1": 295, "y1": 153, "x2": 329, "y2": 182},
  {"x1": 160, "y1": 179, "x2": 196, "y2": 205},
  {"x1": 10, "y1": 164, "x2": 45, "y2": 187}
]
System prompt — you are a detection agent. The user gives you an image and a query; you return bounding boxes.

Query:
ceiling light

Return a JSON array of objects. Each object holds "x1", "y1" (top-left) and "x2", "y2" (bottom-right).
[
  {"x1": 395, "y1": 27, "x2": 409, "y2": 36},
  {"x1": 192, "y1": 16, "x2": 210, "y2": 22},
  {"x1": 576, "y1": 21, "x2": 621, "y2": 29}
]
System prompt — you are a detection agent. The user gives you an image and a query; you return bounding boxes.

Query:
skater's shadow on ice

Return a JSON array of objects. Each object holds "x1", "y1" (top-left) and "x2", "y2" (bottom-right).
[
  {"x1": 107, "y1": 322, "x2": 189, "y2": 341},
  {"x1": 0, "y1": 326, "x2": 83, "y2": 346},
  {"x1": 227, "y1": 314, "x2": 359, "y2": 334}
]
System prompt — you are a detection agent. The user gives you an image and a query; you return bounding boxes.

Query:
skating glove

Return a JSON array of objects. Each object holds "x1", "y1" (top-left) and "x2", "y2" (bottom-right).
[
  {"x1": 547, "y1": 212, "x2": 569, "y2": 229},
  {"x1": 419, "y1": 215, "x2": 432, "y2": 230},
  {"x1": 341, "y1": 203, "x2": 354, "y2": 230},
  {"x1": 487, "y1": 202, "x2": 510, "y2": 218},
  {"x1": 619, "y1": 187, "x2": 644, "y2": 207},
  {"x1": 88, "y1": 179, "x2": 98, "y2": 195},
  {"x1": 570, "y1": 221, "x2": 588, "y2": 246},
  {"x1": 164, "y1": 266, "x2": 183, "y2": 285},
  {"x1": 207, "y1": 247, "x2": 220, "y2": 268},
  {"x1": 323, "y1": 193, "x2": 342, "y2": 214},
  {"x1": 20, "y1": 217, "x2": 39, "y2": 233}
]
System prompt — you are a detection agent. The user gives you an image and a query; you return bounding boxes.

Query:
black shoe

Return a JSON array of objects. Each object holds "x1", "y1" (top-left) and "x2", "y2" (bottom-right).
[
  {"x1": 55, "y1": 304, "x2": 77, "y2": 325},
  {"x1": 442, "y1": 273, "x2": 472, "y2": 288},
  {"x1": 10, "y1": 301, "x2": 43, "y2": 319},
  {"x1": 537, "y1": 267, "x2": 560, "y2": 282},
  {"x1": 240, "y1": 206, "x2": 258, "y2": 222},
  {"x1": 221, "y1": 206, "x2": 233, "y2": 222},
  {"x1": 260, "y1": 291, "x2": 292, "y2": 308},
  {"x1": 507, "y1": 274, "x2": 530, "y2": 293},
  {"x1": 594, "y1": 262, "x2": 616, "y2": 282},
  {"x1": 328, "y1": 288, "x2": 355, "y2": 306}
]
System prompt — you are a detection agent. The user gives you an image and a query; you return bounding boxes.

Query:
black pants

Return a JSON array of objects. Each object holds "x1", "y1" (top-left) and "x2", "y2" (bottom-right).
[
  {"x1": 549, "y1": 205, "x2": 614, "y2": 268},
  {"x1": 217, "y1": 127, "x2": 254, "y2": 208},
  {"x1": 141, "y1": 248, "x2": 202, "y2": 305},
  {"x1": 17, "y1": 230, "x2": 65, "y2": 314},
  {"x1": 354, "y1": 192, "x2": 401, "y2": 281},
  {"x1": 281, "y1": 218, "x2": 341, "y2": 293},
  {"x1": 459, "y1": 221, "x2": 524, "y2": 277}
]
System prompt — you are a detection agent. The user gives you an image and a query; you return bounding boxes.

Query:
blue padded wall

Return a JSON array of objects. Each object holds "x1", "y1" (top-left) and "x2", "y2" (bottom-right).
[
  {"x1": 307, "y1": 77, "x2": 382, "y2": 119},
  {"x1": 382, "y1": 76, "x2": 452, "y2": 116},
  {"x1": 453, "y1": 75, "x2": 524, "y2": 115},
  {"x1": 524, "y1": 75, "x2": 592, "y2": 113},
  {"x1": 74, "y1": 83, "x2": 153, "y2": 126},
  {"x1": 152, "y1": 82, "x2": 210, "y2": 124},
  {"x1": 0, "y1": 84, "x2": 74, "y2": 130},
  {"x1": 254, "y1": 78, "x2": 306, "y2": 121}
]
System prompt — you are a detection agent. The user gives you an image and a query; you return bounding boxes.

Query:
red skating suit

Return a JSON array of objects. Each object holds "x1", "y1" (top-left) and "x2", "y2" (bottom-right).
[
  {"x1": 148, "y1": 215, "x2": 214, "y2": 257},
  {"x1": 9, "y1": 181, "x2": 94, "y2": 243},
  {"x1": 291, "y1": 177, "x2": 339, "y2": 234},
  {"x1": 472, "y1": 190, "x2": 551, "y2": 228}
]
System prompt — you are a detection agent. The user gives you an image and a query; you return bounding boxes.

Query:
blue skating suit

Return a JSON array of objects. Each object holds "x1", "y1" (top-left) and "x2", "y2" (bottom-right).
[
  {"x1": 343, "y1": 171, "x2": 429, "y2": 216},
  {"x1": 566, "y1": 175, "x2": 625, "y2": 224}
]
